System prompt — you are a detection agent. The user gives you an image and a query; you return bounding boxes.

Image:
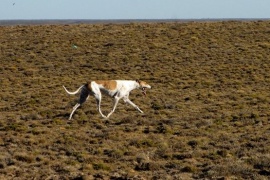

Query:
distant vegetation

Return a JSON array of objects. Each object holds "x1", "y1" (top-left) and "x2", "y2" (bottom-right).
[{"x1": 0, "y1": 21, "x2": 270, "y2": 179}]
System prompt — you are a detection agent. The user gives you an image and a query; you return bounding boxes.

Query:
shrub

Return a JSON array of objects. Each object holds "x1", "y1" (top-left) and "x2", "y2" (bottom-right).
[
  {"x1": 14, "y1": 153, "x2": 35, "y2": 163},
  {"x1": 92, "y1": 162, "x2": 111, "y2": 171}
]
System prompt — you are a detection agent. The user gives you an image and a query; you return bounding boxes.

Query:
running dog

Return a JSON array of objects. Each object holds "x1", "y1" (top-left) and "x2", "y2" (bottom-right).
[{"x1": 63, "y1": 80, "x2": 151, "y2": 120}]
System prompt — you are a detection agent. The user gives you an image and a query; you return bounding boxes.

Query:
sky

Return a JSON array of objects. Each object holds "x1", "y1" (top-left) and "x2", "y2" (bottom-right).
[{"x1": 1, "y1": 0, "x2": 270, "y2": 20}]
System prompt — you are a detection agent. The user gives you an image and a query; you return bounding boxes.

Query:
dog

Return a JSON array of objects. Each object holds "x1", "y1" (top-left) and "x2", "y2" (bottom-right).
[{"x1": 63, "y1": 80, "x2": 151, "y2": 120}]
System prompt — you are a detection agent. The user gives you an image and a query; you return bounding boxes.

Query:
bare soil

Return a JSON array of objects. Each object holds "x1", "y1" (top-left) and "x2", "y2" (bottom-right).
[{"x1": 0, "y1": 21, "x2": 270, "y2": 179}]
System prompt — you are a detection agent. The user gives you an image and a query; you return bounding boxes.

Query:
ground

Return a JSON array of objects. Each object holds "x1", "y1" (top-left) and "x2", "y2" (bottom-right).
[{"x1": 0, "y1": 21, "x2": 270, "y2": 179}]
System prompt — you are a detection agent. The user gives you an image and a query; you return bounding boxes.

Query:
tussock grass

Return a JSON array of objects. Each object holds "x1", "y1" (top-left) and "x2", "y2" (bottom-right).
[{"x1": 0, "y1": 21, "x2": 270, "y2": 179}]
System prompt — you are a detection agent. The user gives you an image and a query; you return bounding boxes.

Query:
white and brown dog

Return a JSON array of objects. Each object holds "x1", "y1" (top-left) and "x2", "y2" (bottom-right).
[{"x1": 63, "y1": 80, "x2": 151, "y2": 120}]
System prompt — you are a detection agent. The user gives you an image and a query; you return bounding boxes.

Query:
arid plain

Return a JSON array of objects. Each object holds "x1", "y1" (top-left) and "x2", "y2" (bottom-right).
[{"x1": 0, "y1": 21, "x2": 270, "y2": 179}]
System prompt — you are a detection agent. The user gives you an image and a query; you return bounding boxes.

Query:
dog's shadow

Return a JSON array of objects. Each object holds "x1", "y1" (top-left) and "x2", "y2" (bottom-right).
[{"x1": 53, "y1": 112, "x2": 70, "y2": 119}]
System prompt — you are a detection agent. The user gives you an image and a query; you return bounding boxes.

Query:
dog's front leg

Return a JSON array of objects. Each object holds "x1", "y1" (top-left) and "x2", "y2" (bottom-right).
[
  {"x1": 124, "y1": 98, "x2": 144, "y2": 114},
  {"x1": 107, "y1": 97, "x2": 120, "y2": 118},
  {"x1": 94, "y1": 94, "x2": 106, "y2": 118}
]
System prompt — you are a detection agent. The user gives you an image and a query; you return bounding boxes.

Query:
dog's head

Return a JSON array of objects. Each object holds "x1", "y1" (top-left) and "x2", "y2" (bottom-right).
[{"x1": 136, "y1": 80, "x2": 151, "y2": 96}]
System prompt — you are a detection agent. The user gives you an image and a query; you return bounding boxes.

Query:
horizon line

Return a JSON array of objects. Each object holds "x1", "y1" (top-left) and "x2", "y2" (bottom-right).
[{"x1": 1, "y1": 18, "x2": 270, "y2": 26}]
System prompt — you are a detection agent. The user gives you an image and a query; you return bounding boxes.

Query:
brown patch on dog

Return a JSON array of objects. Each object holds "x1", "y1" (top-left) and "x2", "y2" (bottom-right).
[
  {"x1": 95, "y1": 80, "x2": 117, "y2": 90},
  {"x1": 86, "y1": 83, "x2": 92, "y2": 91},
  {"x1": 139, "y1": 81, "x2": 148, "y2": 87}
]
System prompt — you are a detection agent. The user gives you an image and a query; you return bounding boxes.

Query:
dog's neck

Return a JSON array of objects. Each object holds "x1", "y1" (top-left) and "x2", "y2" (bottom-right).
[
  {"x1": 134, "y1": 80, "x2": 141, "y2": 89},
  {"x1": 121, "y1": 80, "x2": 141, "y2": 92}
]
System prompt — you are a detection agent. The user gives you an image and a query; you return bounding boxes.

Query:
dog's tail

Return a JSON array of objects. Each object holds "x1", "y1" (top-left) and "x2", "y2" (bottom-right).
[{"x1": 63, "y1": 85, "x2": 85, "y2": 95}]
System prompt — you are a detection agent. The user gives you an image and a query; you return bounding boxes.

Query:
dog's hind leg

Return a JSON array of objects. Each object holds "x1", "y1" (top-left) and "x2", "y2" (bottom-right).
[
  {"x1": 68, "y1": 86, "x2": 89, "y2": 120},
  {"x1": 69, "y1": 103, "x2": 80, "y2": 120}
]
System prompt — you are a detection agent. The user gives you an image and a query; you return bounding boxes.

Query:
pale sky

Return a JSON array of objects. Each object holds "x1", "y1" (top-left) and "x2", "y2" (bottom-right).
[{"x1": 1, "y1": 0, "x2": 270, "y2": 20}]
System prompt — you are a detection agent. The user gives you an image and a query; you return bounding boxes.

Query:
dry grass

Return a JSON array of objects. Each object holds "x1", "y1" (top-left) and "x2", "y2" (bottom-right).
[{"x1": 0, "y1": 21, "x2": 270, "y2": 179}]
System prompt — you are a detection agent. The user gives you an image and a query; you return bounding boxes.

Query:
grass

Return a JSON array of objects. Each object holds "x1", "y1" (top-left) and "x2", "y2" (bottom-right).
[{"x1": 0, "y1": 20, "x2": 270, "y2": 179}]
